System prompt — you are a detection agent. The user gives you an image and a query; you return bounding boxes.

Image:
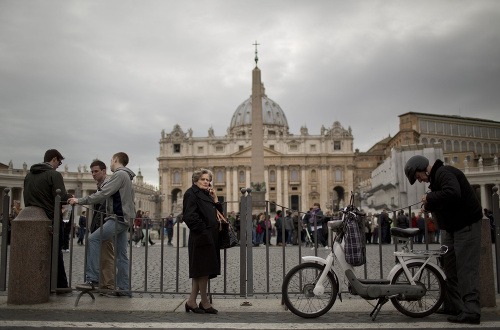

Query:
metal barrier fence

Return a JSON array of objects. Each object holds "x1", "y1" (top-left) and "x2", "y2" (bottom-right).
[{"x1": 1, "y1": 187, "x2": 499, "y2": 296}]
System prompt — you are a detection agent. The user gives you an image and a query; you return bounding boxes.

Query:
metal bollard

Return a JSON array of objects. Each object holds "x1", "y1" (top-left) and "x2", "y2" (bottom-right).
[
  {"x1": 0, "y1": 188, "x2": 11, "y2": 291},
  {"x1": 7, "y1": 206, "x2": 52, "y2": 304}
]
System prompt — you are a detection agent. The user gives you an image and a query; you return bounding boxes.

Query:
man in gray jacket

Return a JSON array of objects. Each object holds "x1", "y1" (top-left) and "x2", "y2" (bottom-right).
[{"x1": 69, "y1": 152, "x2": 136, "y2": 297}]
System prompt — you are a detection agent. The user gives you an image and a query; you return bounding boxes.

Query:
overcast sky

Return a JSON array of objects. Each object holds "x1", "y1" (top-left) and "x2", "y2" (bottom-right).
[{"x1": 1, "y1": 0, "x2": 499, "y2": 187}]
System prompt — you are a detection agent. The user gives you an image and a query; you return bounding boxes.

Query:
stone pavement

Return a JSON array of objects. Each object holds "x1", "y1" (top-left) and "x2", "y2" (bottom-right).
[
  {"x1": 1, "y1": 239, "x2": 499, "y2": 329},
  {"x1": 0, "y1": 292, "x2": 499, "y2": 329}
]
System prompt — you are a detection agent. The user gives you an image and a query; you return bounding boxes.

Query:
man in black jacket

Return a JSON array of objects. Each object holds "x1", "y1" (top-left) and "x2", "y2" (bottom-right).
[
  {"x1": 23, "y1": 149, "x2": 72, "y2": 292},
  {"x1": 405, "y1": 155, "x2": 482, "y2": 325}
]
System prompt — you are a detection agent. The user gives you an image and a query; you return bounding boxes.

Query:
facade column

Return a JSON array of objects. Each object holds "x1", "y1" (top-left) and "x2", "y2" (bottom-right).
[
  {"x1": 186, "y1": 167, "x2": 193, "y2": 197},
  {"x1": 320, "y1": 165, "x2": 328, "y2": 210},
  {"x1": 245, "y1": 166, "x2": 251, "y2": 189},
  {"x1": 232, "y1": 167, "x2": 238, "y2": 210},
  {"x1": 276, "y1": 166, "x2": 282, "y2": 207},
  {"x1": 225, "y1": 167, "x2": 231, "y2": 205},
  {"x1": 301, "y1": 166, "x2": 308, "y2": 211},
  {"x1": 264, "y1": 167, "x2": 269, "y2": 202},
  {"x1": 283, "y1": 166, "x2": 289, "y2": 208}
]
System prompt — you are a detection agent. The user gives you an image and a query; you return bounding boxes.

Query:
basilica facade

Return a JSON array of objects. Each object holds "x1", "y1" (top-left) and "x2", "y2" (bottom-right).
[{"x1": 158, "y1": 75, "x2": 356, "y2": 215}]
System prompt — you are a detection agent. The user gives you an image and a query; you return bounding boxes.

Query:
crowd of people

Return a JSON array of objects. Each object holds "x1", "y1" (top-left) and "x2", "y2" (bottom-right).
[{"x1": 362, "y1": 209, "x2": 441, "y2": 245}]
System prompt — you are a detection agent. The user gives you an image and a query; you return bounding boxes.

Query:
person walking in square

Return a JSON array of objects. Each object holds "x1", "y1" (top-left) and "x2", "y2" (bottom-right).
[{"x1": 77, "y1": 211, "x2": 86, "y2": 245}]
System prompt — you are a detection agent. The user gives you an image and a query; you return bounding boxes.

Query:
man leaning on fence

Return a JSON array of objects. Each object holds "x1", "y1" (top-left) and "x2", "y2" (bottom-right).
[
  {"x1": 69, "y1": 152, "x2": 136, "y2": 297},
  {"x1": 23, "y1": 149, "x2": 72, "y2": 293},
  {"x1": 88, "y1": 159, "x2": 116, "y2": 295}
]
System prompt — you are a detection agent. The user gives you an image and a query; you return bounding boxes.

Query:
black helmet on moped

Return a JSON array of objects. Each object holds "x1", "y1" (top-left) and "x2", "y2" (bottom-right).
[{"x1": 404, "y1": 155, "x2": 429, "y2": 185}]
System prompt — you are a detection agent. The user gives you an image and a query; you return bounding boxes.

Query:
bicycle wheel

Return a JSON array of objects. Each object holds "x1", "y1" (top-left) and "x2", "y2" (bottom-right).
[
  {"x1": 390, "y1": 262, "x2": 445, "y2": 318},
  {"x1": 282, "y1": 262, "x2": 339, "y2": 318}
]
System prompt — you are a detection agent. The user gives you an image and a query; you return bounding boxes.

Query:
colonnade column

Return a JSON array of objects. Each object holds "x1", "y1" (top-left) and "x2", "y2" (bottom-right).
[{"x1": 480, "y1": 184, "x2": 488, "y2": 211}]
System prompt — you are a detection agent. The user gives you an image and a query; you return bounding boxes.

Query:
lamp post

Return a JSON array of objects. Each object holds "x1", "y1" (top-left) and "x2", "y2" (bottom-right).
[{"x1": 148, "y1": 192, "x2": 165, "y2": 221}]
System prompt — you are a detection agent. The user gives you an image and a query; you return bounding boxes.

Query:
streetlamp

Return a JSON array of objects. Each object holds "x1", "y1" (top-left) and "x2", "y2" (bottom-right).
[{"x1": 148, "y1": 192, "x2": 165, "y2": 221}]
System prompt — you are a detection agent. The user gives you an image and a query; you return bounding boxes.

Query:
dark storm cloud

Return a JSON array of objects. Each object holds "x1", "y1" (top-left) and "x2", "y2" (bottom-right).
[{"x1": 1, "y1": 0, "x2": 499, "y2": 185}]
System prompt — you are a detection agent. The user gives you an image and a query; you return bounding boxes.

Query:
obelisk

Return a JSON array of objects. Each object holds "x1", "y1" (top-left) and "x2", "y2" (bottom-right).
[{"x1": 250, "y1": 42, "x2": 266, "y2": 207}]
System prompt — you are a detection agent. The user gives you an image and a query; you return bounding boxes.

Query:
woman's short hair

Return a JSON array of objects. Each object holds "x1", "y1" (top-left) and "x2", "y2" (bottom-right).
[{"x1": 192, "y1": 168, "x2": 213, "y2": 184}]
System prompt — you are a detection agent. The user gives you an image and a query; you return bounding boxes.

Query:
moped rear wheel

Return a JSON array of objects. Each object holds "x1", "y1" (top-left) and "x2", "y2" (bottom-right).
[
  {"x1": 282, "y1": 262, "x2": 339, "y2": 318},
  {"x1": 390, "y1": 262, "x2": 445, "y2": 318}
]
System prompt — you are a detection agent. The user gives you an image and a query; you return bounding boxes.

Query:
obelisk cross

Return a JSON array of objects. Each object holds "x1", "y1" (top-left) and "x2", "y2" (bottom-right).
[{"x1": 253, "y1": 41, "x2": 260, "y2": 66}]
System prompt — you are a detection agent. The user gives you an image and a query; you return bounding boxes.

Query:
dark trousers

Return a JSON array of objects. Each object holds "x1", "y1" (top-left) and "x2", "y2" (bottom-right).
[
  {"x1": 55, "y1": 224, "x2": 68, "y2": 288},
  {"x1": 441, "y1": 221, "x2": 481, "y2": 316},
  {"x1": 276, "y1": 229, "x2": 283, "y2": 244},
  {"x1": 166, "y1": 228, "x2": 173, "y2": 244},
  {"x1": 312, "y1": 228, "x2": 327, "y2": 247},
  {"x1": 77, "y1": 227, "x2": 85, "y2": 244}
]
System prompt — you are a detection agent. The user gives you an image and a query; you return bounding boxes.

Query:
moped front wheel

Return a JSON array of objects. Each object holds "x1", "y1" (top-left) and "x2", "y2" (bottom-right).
[
  {"x1": 282, "y1": 262, "x2": 339, "y2": 318},
  {"x1": 390, "y1": 262, "x2": 445, "y2": 318}
]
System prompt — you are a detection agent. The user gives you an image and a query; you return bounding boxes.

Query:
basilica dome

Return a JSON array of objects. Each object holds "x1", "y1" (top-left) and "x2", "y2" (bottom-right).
[{"x1": 229, "y1": 95, "x2": 289, "y2": 130}]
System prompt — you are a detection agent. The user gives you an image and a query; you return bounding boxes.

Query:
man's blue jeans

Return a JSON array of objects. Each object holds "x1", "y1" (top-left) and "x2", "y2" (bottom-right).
[{"x1": 86, "y1": 219, "x2": 130, "y2": 292}]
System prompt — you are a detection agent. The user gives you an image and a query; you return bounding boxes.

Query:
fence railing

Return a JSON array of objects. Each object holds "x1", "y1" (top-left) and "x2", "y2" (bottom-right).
[{"x1": 1, "y1": 188, "x2": 499, "y2": 297}]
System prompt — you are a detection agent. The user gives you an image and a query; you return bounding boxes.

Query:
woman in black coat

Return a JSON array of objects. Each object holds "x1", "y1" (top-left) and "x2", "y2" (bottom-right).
[{"x1": 182, "y1": 168, "x2": 222, "y2": 314}]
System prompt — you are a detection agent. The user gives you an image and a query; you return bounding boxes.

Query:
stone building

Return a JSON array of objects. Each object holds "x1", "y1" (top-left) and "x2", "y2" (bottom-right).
[
  {"x1": 390, "y1": 111, "x2": 500, "y2": 168},
  {"x1": 357, "y1": 111, "x2": 500, "y2": 211},
  {"x1": 158, "y1": 66, "x2": 356, "y2": 215}
]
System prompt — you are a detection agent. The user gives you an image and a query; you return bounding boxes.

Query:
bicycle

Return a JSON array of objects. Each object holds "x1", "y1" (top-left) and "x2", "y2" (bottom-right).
[{"x1": 281, "y1": 196, "x2": 446, "y2": 320}]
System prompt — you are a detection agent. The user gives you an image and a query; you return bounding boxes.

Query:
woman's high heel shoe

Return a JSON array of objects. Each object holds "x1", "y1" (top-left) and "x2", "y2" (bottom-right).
[
  {"x1": 199, "y1": 302, "x2": 218, "y2": 314},
  {"x1": 185, "y1": 302, "x2": 205, "y2": 314}
]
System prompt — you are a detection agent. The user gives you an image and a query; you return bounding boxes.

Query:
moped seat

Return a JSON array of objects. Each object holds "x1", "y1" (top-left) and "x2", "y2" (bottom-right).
[
  {"x1": 390, "y1": 227, "x2": 419, "y2": 238},
  {"x1": 328, "y1": 220, "x2": 343, "y2": 231}
]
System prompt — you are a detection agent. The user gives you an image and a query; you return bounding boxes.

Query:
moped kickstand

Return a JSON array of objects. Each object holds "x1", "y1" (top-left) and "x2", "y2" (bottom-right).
[{"x1": 369, "y1": 297, "x2": 389, "y2": 321}]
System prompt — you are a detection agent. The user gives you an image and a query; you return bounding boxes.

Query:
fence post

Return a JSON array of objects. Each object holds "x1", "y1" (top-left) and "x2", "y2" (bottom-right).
[
  {"x1": 492, "y1": 186, "x2": 500, "y2": 294},
  {"x1": 246, "y1": 188, "x2": 254, "y2": 296},
  {"x1": 0, "y1": 188, "x2": 11, "y2": 291},
  {"x1": 239, "y1": 188, "x2": 247, "y2": 297},
  {"x1": 51, "y1": 190, "x2": 62, "y2": 292}
]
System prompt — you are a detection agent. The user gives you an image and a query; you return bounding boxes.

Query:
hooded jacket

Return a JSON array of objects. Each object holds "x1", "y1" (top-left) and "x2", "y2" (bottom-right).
[
  {"x1": 78, "y1": 167, "x2": 136, "y2": 223},
  {"x1": 425, "y1": 159, "x2": 482, "y2": 232},
  {"x1": 23, "y1": 162, "x2": 71, "y2": 220}
]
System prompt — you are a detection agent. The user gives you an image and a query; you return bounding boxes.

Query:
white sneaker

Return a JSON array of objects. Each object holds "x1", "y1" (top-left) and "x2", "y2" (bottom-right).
[{"x1": 324, "y1": 246, "x2": 329, "y2": 250}]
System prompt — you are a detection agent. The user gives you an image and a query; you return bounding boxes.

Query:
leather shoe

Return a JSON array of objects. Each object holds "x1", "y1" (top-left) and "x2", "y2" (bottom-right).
[
  {"x1": 185, "y1": 302, "x2": 205, "y2": 314},
  {"x1": 435, "y1": 307, "x2": 460, "y2": 316},
  {"x1": 447, "y1": 313, "x2": 480, "y2": 325},
  {"x1": 199, "y1": 302, "x2": 218, "y2": 314}
]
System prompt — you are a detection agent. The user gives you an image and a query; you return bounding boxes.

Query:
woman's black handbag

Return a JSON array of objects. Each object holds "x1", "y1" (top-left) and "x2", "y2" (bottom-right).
[{"x1": 217, "y1": 210, "x2": 238, "y2": 249}]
